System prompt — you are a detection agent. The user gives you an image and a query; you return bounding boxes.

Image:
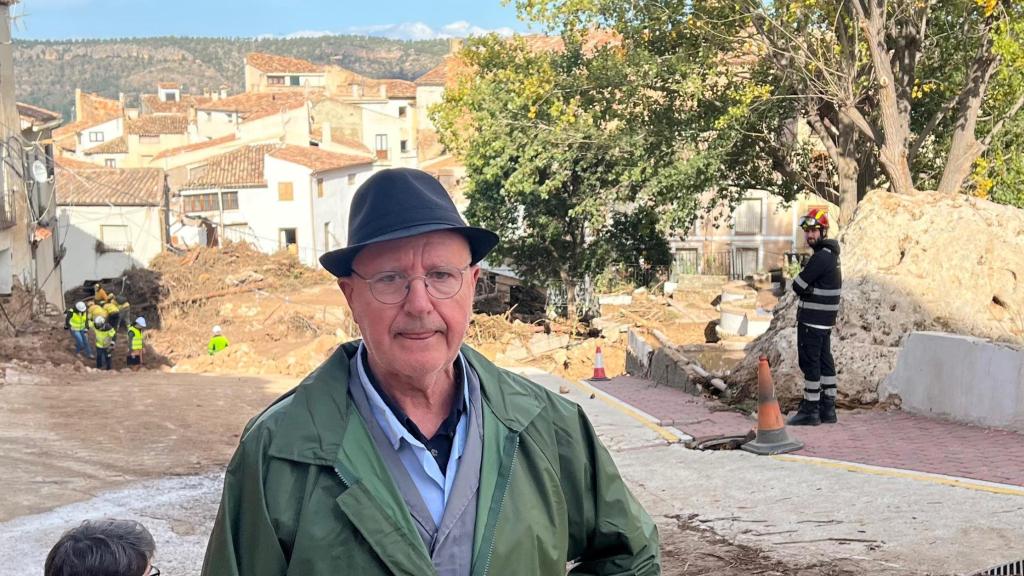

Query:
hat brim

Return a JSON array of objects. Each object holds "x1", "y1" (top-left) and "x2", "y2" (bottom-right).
[{"x1": 319, "y1": 223, "x2": 499, "y2": 278}]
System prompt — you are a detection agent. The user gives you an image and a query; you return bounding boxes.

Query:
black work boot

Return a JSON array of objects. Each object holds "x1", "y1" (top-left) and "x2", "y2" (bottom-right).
[
  {"x1": 819, "y1": 395, "x2": 837, "y2": 424},
  {"x1": 787, "y1": 399, "x2": 821, "y2": 426}
]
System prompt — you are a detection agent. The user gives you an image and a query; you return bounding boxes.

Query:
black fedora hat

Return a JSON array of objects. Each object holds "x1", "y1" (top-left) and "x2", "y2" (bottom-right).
[{"x1": 319, "y1": 168, "x2": 498, "y2": 277}]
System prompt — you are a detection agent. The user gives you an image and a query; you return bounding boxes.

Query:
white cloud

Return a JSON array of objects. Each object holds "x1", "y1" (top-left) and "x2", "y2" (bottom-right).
[{"x1": 346, "y1": 21, "x2": 515, "y2": 41}]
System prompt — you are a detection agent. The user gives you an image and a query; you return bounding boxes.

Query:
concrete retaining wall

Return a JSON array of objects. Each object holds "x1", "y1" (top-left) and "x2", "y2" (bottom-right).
[
  {"x1": 625, "y1": 329, "x2": 698, "y2": 394},
  {"x1": 882, "y1": 331, "x2": 1024, "y2": 432}
]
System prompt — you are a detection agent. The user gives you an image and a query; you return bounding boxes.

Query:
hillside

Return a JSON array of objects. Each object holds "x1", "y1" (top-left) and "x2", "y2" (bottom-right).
[{"x1": 13, "y1": 35, "x2": 449, "y2": 118}]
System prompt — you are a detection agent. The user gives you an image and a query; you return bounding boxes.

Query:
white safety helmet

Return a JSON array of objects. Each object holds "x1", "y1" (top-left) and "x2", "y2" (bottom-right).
[
  {"x1": 135, "y1": 317, "x2": 147, "y2": 328},
  {"x1": 75, "y1": 301, "x2": 86, "y2": 312},
  {"x1": 212, "y1": 325, "x2": 222, "y2": 335},
  {"x1": 94, "y1": 316, "x2": 106, "y2": 326}
]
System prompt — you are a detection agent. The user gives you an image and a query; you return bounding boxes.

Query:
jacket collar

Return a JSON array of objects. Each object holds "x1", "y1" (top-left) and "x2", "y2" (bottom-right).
[{"x1": 265, "y1": 340, "x2": 544, "y2": 465}]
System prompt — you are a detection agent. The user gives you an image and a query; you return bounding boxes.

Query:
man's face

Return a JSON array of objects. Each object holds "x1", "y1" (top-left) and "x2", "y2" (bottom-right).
[
  {"x1": 804, "y1": 226, "x2": 822, "y2": 247},
  {"x1": 339, "y1": 230, "x2": 480, "y2": 382}
]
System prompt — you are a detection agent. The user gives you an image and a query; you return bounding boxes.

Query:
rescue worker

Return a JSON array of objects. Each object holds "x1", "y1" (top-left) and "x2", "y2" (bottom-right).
[
  {"x1": 208, "y1": 325, "x2": 229, "y2": 355},
  {"x1": 789, "y1": 208, "x2": 843, "y2": 426},
  {"x1": 92, "y1": 316, "x2": 116, "y2": 371},
  {"x1": 93, "y1": 283, "x2": 110, "y2": 305},
  {"x1": 103, "y1": 298, "x2": 122, "y2": 333},
  {"x1": 65, "y1": 301, "x2": 93, "y2": 359},
  {"x1": 127, "y1": 317, "x2": 146, "y2": 371}
]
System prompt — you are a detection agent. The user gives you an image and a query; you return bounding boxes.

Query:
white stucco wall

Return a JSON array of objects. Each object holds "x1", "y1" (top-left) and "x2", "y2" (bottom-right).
[
  {"x1": 311, "y1": 165, "x2": 375, "y2": 259},
  {"x1": 359, "y1": 101, "x2": 418, "y2": 168},
  {"x1": 57, "y1": 205, "x2": 165, "y2": 292},
  {"x1": 77, "y1": 118, "x2": 123, "y2": 153}
]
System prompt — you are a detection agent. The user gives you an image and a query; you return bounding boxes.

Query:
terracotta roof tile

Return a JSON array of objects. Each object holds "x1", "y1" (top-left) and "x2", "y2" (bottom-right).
[
  {"x1": 247, "y1": 52, "x2": 324, "y2": 74},
  {"x1": 268, "y1": 145, "x2": 373, "y2": 173},
  {"x1": 56, "y1": 166, "x2": 165, "y2": 206},
  {"x1": 83, "y1": 136, "x2": 128, "y2": 155},
  {"x1": 53, "y1": 115, "x2": 121, "y2": 153},
  {"x1": 197, "y1": 91, "x2": 310, "y2": 119},
  {"x1": 78, "y1": 91, "x2": 123, "y2": 124},
  {"x1": 380, "y1": 79, "x2": 417, "y2": 99},
  {"x1": 140, "y1": 93, "x2": 212, "y2": 114},
  {"x1": 181, "y1": 144, "x2": 277, "y2": 190},
  {"x1": 415, "y1": 56, "x2": 470, "y2": 87},
  {"x1": 153, "y1": 134, "x2": 237, "y2": 160},
  {"x1": 127, "y1": 114, "x2": 188, "y2": 135},
  {"x1": 157, "y1": 82, "x2": 181, "y2": 89}
]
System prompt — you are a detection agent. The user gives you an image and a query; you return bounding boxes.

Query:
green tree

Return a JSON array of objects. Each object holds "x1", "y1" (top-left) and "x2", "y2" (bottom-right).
[
  {"x1": 510, "y1": 0, "x2": 1024, "y2": 221},
  {"x1": 432, "y1": 35, "x2": 697, "y2": 319}
]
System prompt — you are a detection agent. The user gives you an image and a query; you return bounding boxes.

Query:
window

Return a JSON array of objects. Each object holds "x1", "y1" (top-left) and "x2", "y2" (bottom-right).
[
  {"x1": 316, "y1": 178, "x2": 324, "y2": 198},
  {"x1": 89, "y1": 132, "x2": 104, "y2": 143},
  {"x1": 279, "y1": 228, "x2": 297, "y2": 249},
  {"x1": 165, "y1": 92, "x2": 178, "y2": 102},
  {"x1": 289, "y1": 76, "x2": 301, "y2": 86},
  {"x1": 278, "y1": 181, "x2": 294, "y2": 201},
  {"x1": 183, "y1": 193, "x2": 219, "y2": 213},
  {"x1": 99, "y1": 225, "x2": 131, "y2": 252},
  {"x1": 735, "y1": 198, "x2": 762, "y2": 235},
  {"x1": 324, "y1": 222, "x2": 332, "y2": 251},
  {"x1": 268, "y1": 76, "x2": 285, "y2": 86},
  {"x1": 374, "y1": 134, "x2": 389, "y2": 160},
  {"x1": 221, "y1": 191, "x2": 239, "y2": 210},
  {"x1": 347, "y1": 173, "x2": 356, "y2": 186},
  {"x1": 104, "y1": 159, "x2": 116, "y2": 168},
  {"x1": 224, "y1": 113, "x2": 234, "y2": 121},
  {"x1": 205, "y1": 112, "x2": 212, "y2": 121},
  {"x1": 139, "y1": 135, "x2": 160, "y2": 145},
  {"x1": 398, "y1": 106, "x2": 407, "y2": 118},
  {"x1": 400, "y1": 140, "x2": 408, "y2": 154}
]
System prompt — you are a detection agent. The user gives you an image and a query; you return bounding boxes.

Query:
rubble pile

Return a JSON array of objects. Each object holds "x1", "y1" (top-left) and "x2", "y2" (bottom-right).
[{"x1": 727, "y1": 190, "x2": 1024, "y2": 408}]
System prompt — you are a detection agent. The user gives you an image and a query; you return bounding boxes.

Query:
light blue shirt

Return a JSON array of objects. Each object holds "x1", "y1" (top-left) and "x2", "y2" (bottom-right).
[{"x1": 355, "y1": 343, "x2": 470, "y2": 527}]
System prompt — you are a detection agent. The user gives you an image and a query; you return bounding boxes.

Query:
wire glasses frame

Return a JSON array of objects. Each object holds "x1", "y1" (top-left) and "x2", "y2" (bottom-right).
[{"x1": 351, "y1": 265, "x2": 471, "y2": 305}]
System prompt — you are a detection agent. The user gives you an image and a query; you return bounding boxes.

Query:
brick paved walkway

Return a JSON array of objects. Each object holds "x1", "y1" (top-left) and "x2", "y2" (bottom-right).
[{"x1": 591, "y1": 375, "x2": 1024, "y2": 487}]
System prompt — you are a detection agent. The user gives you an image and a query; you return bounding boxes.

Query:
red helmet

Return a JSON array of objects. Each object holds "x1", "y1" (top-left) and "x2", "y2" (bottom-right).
[{"x1": 800, "y1": 208, "x2": 829, "y2": 230}]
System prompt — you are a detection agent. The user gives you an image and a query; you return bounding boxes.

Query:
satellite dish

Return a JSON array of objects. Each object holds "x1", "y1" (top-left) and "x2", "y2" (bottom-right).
[{"x1": 31, "y1": 160, "x2": 48, "y2": 184}]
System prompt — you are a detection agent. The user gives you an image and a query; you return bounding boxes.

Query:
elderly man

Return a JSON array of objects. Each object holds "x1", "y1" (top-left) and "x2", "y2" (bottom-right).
[{"x1": 202, "y1": 168, "x2": 659, "y2": 575}]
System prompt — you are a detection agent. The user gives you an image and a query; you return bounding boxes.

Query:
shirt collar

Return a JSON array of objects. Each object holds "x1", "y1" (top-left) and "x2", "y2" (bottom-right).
[{"x1": 355, "y1": 343, "x2": 468, "y2": 449}]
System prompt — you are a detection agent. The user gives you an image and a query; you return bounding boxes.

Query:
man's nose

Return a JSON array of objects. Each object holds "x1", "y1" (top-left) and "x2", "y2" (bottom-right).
[{"x1": 402, "y1": 277, "x2": 434, "y2": 313}]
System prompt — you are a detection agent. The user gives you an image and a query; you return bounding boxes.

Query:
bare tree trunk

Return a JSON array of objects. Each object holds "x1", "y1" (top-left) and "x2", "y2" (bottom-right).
[
  {"x1": 836, "y1": 113, "x2": 860, "y2": 225},
  {"x1": 560, "y1": 269, "x2": 577, "y2": 322}
]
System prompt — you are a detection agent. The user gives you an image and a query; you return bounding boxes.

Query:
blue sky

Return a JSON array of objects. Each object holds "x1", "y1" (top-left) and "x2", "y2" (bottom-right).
[{"x1": 13, "y1": 0, "x2": 532, "y2": 40}]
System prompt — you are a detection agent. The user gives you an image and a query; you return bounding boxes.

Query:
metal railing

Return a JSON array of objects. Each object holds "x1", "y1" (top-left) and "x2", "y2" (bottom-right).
[{"x1": 0, "y1": 189, "x2": 15, "y2": 230}]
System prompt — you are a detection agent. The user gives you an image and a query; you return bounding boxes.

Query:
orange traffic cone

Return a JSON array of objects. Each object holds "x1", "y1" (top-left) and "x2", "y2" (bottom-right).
[
  {"x1": 741, "y1": 355, "x2": 804, "y2": 455},
  {"x1": 589, "y1": 345, "x2": 610, "y2": 381}
]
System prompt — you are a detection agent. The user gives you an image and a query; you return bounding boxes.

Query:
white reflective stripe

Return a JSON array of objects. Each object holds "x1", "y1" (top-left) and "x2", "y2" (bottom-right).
[
  {"x1": 813, "y1": 288, "x2": 842, "y2": 296},
  {"x1": 800, "y1": 301, "x2": 840, "y2": 311},
  {"x1": 802, "y1": 322, "x2": 832, "y2": 330},
  {"x1": 794, "y1": 276, "x2": 809, "y2": 289},
  {"x1": 804, "y1": 380, "x2": 821, "y2": 390},
  {"x1": 822, "y1": 247, "x2": 833, "y2": 253},
  {"x1": 821, "y1": 375, "x2": 837, "y2": 385}
]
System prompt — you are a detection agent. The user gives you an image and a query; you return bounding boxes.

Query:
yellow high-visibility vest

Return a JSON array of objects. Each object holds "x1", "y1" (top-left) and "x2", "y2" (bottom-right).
[
  {"x1": 128, "y1": 325, "x2": 144, "y2": 351},
  {"x1": 69, "y1": 311, "x2": 88, "y2": 331},
  {"x1": 94, "y1": 326, "x2": 116, "y2": 349}
]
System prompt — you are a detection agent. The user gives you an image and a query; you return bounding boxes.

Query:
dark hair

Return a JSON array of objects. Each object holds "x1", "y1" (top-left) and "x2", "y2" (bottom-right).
[{"x1": 45, "y1": 519, "x2": 155, "y2": 576}]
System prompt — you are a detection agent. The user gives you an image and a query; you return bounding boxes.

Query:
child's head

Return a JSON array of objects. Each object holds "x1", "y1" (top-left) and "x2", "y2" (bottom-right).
[{"x1": 45, "y1": 519, "x2": 156, "y2": 576}]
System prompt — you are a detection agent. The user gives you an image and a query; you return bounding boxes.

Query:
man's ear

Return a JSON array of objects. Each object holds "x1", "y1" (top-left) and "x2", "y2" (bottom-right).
[{"x1": 338, "y1": 278, "x2": 359, "y2": 323}]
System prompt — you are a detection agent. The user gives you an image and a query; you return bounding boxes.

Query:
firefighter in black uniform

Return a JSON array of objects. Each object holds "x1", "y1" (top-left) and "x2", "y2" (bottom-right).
[{"x1": 789, "y1": 208, "x2": 842, "y2": 426}]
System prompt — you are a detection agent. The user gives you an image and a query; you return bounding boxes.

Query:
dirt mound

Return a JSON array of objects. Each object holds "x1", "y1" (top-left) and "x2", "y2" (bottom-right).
[{"x1": 727, "y1": 190, "x2": 1024, "y2": 408}]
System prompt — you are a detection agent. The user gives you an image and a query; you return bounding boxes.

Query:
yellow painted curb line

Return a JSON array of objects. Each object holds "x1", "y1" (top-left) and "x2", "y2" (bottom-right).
[
  {"x1": 772, "y1": 454, "x2": 1024, "y2": 497},
  {"x1": 570, "y1": 378, "x2": 683, "y2": 444}
]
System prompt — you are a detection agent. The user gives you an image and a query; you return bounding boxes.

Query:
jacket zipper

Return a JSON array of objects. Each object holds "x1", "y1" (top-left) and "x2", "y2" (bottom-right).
[
  {"x1": 334, "y1": 465, "x2": 352, "y2": 488},
  {"x1": 481, "y1": 434, "x2": 519, "y2": 576}
]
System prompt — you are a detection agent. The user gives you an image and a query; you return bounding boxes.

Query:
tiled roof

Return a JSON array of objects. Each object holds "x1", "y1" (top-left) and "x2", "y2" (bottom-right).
[
  {"x1": 181, "y1": 144, "x2": 277, "y2": 190},
  {"x1": 83, "y1": 136, "x2": 128, "y2": 155},
  {"x1": 380, "y1": 79, "x2": 417, "y2": 99},
  {"x1": 153, "y1": 134, "x2": 237, "y2": 160},
  {"x1": 310, "y1": 123, "x2": 372, "y2": 154},
  {"x1": 268, "y1": 145, "x2": 373, "y2": 173},
  {"x1": 247, "y1": 52, "x2": 324, "y2": 74},
  {"x1": 53, "y1": 115, "x2": 121, "y2": 152},
  {"x1": 157, "y1": 82, "x2": 181, "y2": 89},
  {"x1": 56, "y1": 166, "x2": 165, "y2": 206},
  {"x1": 140, "y1": 93, "x2": 212, "y2": 114},
  {"x1": 414, "y1": 55, "x2": 472, "y2": 87},
  {"x1": 17, "y1": 102, "x2": 62, "y2": 129},
  {"x1": 78, "y1": 91, "x2": 123, "y2": 124},
  {"x1": 197, "y1": 91, "x2": 310, "y2": 118},
  {"x1": 127, "y1": 114, "x2": 188, "y2": 135}
]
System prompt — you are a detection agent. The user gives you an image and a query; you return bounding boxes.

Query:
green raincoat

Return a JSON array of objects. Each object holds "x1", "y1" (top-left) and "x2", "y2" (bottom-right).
[{"x1": 202, "y1": 342, "x2": 660, "y2": 576}]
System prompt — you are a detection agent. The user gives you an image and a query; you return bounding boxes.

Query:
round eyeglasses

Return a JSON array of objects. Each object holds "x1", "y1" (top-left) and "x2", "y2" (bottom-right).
[{"x1": 351, "y1": 265, "x2": 470, "y2": 305}]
